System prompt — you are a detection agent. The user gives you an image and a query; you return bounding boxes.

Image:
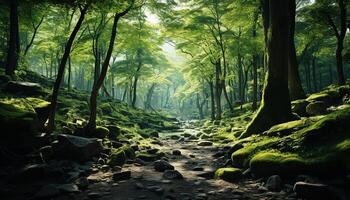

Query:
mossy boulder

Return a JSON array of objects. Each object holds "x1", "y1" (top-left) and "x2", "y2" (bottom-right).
[
  {"x1": 108, "y1": 149, "x2": 127, "y2": 167},
  {"x1": 265, "y1": 119, "x2": 310, "y2": 137},
  {"x1": 306, "y1": 91, "x2": 341, "y2": 106},
  {"x1": 291, "y1": 99, "x2": 310, "y2": 117},
  {"x1": 136, "y1": 152, "x2": 159, "y2": 162},
  {"x1": 306, "y1": 101, "x2": 328, "y2": 116},
  {"x1": 26, "y1": 98, "x2": 51, "y2": 129},
  {"x1": 87, "y1": 126, "x2": 109, "y2": 139},
  {"x1": 215, "y1": 168, "x2": 243, "y2": 182},
  {"x1": 250, "y1": 152, "x2": 305, "y2": 178},
  {"x1": 4, "y1": 81, "x2": 45, "y2": 96},
  {"x1": 0, "y1": 102, "x2": 39, "y2": 148}
]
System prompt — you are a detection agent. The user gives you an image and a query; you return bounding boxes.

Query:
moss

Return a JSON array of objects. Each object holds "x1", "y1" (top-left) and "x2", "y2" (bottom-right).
[
  {"x1": 266, "y1": 119, "x2": 310, "y2": 137},
  {"x1": 250, "y1": 152, "x2": 305, "y2": 178},
  {"x1": 108, "y1": 148, "x2": 126, "y2": 167},
  {"x1": 136, "y1": 152, "x2": 158, "y2": 162},
  {"x1": 215, "y1": 168, "x2": 242, "y2": 182}
]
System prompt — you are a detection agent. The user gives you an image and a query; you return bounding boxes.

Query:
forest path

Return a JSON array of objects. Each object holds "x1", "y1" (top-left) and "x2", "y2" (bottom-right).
[{"x1": 74, "y1": 124, "x2": 293, "y2": 200}]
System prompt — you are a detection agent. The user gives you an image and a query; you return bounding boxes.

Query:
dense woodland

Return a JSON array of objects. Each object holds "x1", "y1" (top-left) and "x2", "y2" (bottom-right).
[{"x1": 1, "y1": 0, "x2": 350, "y2": 200}]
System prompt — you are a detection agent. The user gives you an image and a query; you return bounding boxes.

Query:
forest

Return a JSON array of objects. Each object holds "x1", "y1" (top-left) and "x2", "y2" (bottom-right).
[{"x1": 0, "y1": 0, "x2": 350, "y2": 199}]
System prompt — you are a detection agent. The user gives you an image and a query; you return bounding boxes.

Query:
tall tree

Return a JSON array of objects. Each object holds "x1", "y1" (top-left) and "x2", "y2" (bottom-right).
[
  {"x1": 86, "y1": 0, "x2": 134, "y2": 130},
  {"x1": 241, "y1": 0, "x2": 295, "y2": 138},
  {"x1": 5, "y1": 0, "x2": 19, "y2": 75},
  {"x1": 47, "y1": 4, "x2": 89, "y2": 132}
]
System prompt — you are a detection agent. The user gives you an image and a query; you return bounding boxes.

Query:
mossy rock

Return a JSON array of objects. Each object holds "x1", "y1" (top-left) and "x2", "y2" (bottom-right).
[
  {"x1": 215, "y1": 168, "x2": 243, "y2": 182},
  {"x1": 136, "y1": 152, "x2": 158, "y2": 162},
  {"x1": 87, "y1": 126, "x2": 109, "y2": 139},
  {"x1": 108, "y1": 149, "x2": 126, "y2": 167},
  {"x1": 307, "y1": 91, "x2": 340, "y2": 106},
  {"x1": 265, "y1": 119, "x2": 310, "y2": 137},
  {"x1": 250, "y1": 152, "x2": 305, "y2": 178},
  {"x1": 297, "y1": 108, "x2": 350, "y2": 143},
  {"x1": 306, "y1": 101, "x2": 328, "y2": 116},
  {"x1": 291, "y1": 99, "x2": 310, "y2": 117}
]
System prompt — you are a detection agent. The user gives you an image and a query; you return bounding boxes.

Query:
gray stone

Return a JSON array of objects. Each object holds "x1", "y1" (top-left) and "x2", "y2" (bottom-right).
[
  {"x1": 293, "y1": 181, "x2": 333, "y2": 200},
  {"x1": 154, "y1": 160, "x2": 174, "y2": 172},
  {"x1": 163, "y1": 170, "x2": 183, "y2": 180},
  {"x1": 266, "y1": 175, "x2": 283, "y2": 192}
]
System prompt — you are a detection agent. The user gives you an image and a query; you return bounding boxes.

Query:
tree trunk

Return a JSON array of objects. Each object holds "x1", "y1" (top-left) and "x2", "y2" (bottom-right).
[
  {"x1": 252, "y1": 11, "x2": 259, "y2": 111},
  {"x1": 68, "y1": 56, "x2": 72, "y2": 90},
  {"x1": 214, "y1": 60, "x2": 222, "y2": 120},
  {"x1": 86, "y1": 3, "x2": 133, "y2": 130},
  {"x1": 209, "y1": 81, "x2": 215, "y2": 121},
  {"x1": 242, "y1": 0, "x2": 294, "y2": 138},
  {"x1": 132, "y1": 49, "x2": 142, "y2": 108},
  {"x1": 6, "y1": 0, "x2": 19, "y2": 75},
  {"x1": 24, "y1": 15, "x2": 44, "y2": 57},
  {"x1": 47, "y1": 6, "x2": 88, "y2": 132},
  {"x1": 196, "y1": 93, "x2": 204, "y2": 119},
  {"x1": 288, "y1": 0, "x2": 306, "y2": 100},
  {"x1": 312, "y1": 56, "x2": 317, "y2": 92}
]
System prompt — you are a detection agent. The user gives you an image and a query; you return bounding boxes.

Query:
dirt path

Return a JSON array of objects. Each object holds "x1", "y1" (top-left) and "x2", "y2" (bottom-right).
[{"x1": 72, "y1": 128, "x2": 295, "y2": 200}]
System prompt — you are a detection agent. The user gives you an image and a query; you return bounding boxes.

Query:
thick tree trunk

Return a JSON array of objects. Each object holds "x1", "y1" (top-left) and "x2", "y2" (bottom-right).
[
  {"x1": 47, "y1": 6, "x2": 88, "y2": 132},
  {"x1": 68, "y1": 56, "x2": 72, "y2": 90},
  {"x1": 6, "y1": 0, "x2": 19, "y2": 75},
  {"x1": 312, "y1": 56, "x2": 317, "y2": 92},
  {"x1": 242, "y1": 0, "x2": 294, "y2": 138},
  {"x1": 336, "y1": 39, "x2": 345, "y2": 85},
  {"x1": 252, "y1": 11, "x2": 259, "y2": 111},
  {"x1": 288, "y1": 0, "x2": 306, "y2": 100}
]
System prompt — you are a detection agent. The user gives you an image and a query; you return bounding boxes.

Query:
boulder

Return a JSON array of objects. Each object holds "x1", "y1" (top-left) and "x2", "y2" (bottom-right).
[
  {"x1": 306, "y1": 101, "x2": 328, "y2": 116},
  {"x1": 215, "y1": 168, "x2": 242, "y2": 182},
  {"x1": 293, "y1": 182, "x2": 333, "y2": 200},
  {"x1": 52, "y1": 134, "x2": 102, "y2": 162},
  {"x1": 87, "y1": 126, "x2": 109, "y2": 139},
  {"x1": 0, "y1": 102, "x2": 39, "y2": 149},
  {"x1": 16, "y1": 164, "x2": 48, "y2": 182},
  {"x1": 154, "y1": 160, "x2": 174, "y2": 172},
  {"x1": 26, "y1": 98, "x2": 51, "y2": 129},
  {"x1": 291, "y1": 99, "x2": 310, "y2": 117},
  {"x1": 4, "y1": 81, "x2": 45, "y2": 96},
  {"x1": 108, "y1": 149, "x2": 126, "y2": 167},
  {"x1": 136, "y1": 153, "x2": 158, "y2": 162},
  {"x1": 163, "y1": 170, "x2": 183, "y2": 180},
  {"x1": 226, "y1": 143, "x2": 244, "y2": 156},
  {"x1": 266, "y1": 175, "x2": 283, "y2": 192}
]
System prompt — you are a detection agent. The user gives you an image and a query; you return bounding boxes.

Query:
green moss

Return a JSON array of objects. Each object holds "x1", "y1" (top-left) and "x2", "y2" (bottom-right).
[
  {"x1": 136, "y1": 152, "x2": 158, "y2": 162},
  {"x1": 215, "y1": 168, "x2": 242, "y2": 182},
  {"x1": 266, "y1": 119, "x2": 310, "y2": 137},
  {"x1": 250, "y1": 152, "x2": 305, "y2": 178},
  {"x1": 108, "y1": 148, "x2": 126, "y2": 167}
]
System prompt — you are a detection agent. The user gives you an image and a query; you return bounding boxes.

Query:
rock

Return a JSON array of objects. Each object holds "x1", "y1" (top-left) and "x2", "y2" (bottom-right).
[
  {"x1": 0, "y1": 102, "x2": 39, "y2": 149},
  {"x1": 52, "y1": 134, "x2": 102, "y2": 162},
  {"x1": 150, "y1": 131, "x2": 160, "y2": 138},
  {"x1": 88, "y1": 192, "x2": 102, "y2": 199},
  {"x1": 197, "y1": 171, "x2": 215, "y2": 179},
  {"x1": 4, "y1": 81, "x2": 45, "y2": 95},
  {"x1": 293, "y1": 181, "x2": 333, "y2": 200},
  {"x1": 87, "y1": 126, "x2": 109, "y2": 139},
  {"x1": 154, "y1": 160, "x2": 174, "y2": 172},
  {"x1": 147, "y1": 148, "x2": 159, "y2": 154},
  {"x1": 163, "y1": 170, "x2": 183, "y2": 180},
  {"x1": 34, "y1": 184, "x2": 60, "y2": 199},
  {"x1": 57, "y1": 184, "x2": 79, "y2": 193},
  {"x1": 113, "y1": 171, "x2": 131, "y2": 181},
  {"x1": 214, "y1": 168, "x2": 242, "y2": 182},
  {"x1": 197, "y1": 141, "x2": 213, "y2": 146},
  {"x1": 193, "y1": 166, "x2": 204, "y2": 171},
  {"x1": 306, "y1": 101, "x2": 328, "y2": 116},
  {"x1": 27, "y1": 98, "x2": 51, "y2": 130},
  {"x1": 147, "y1": 186, "x2": 164, "y2": 195},
  {"x1": 170, "y1": 135, "x2": 180, "y2": 140},
  {"x1": 106, "y1": 125, "x2": 121, "y2": 139},
  {"x1": 291, "y1": 99, "x2": 310, "y2": 117},
  {"x1": 136, "y1": 153, "x2": 158, "y2": 162},
  {"x1": 172, "y1": 150, "x2": 181, "y2": 155},
  {"x1": 134, "y1": 158, "x2": 146, "y2": 166},
  {"x1": 266, "y1": 175, "x2": 283, "y2": 192},
  {"x1": 195, "y1": 193, "x2": 208, "y2": 200},
  {"x1": 213, "y1": 151, "x2": 225, "y2": 158},
  {"x1": 108, "y1": 149, "x2": 126, "y2": 167},
  {"x1": 135, "y1": 182, "x2": 144, "y2": 189}
]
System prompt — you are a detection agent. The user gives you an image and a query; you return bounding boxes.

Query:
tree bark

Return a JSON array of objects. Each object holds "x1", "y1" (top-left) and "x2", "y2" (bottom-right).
[
  {"x1": 132, "y1": 49, "x2": 142, "y2": 108},
  {"x1": 214, "y1": 60, "x2": 222, "y2": 120},
  {"x1": 47, "y1": 5, "x2": 88, "y2": 132},
  {"x1": 208, "y1": 81, "x2": 216, "y2": 121},
  {"x1": 6, "y1": 0, "x2": 19, "y2": 75},
  {"x1": 86, "y1": 2, "x2": 133, "y2": 130},
  {"x1": 242, "y1": 0, "x2": 294, "y2": 138},
  {"x1": 288, "y1": 0, "x2": 306, "y2": 100}
]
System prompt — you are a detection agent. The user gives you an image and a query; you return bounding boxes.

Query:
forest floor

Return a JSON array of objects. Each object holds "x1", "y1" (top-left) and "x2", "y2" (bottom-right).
[{"x1": 71, "y1": 124, "x2": 296, "y2": 200}]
